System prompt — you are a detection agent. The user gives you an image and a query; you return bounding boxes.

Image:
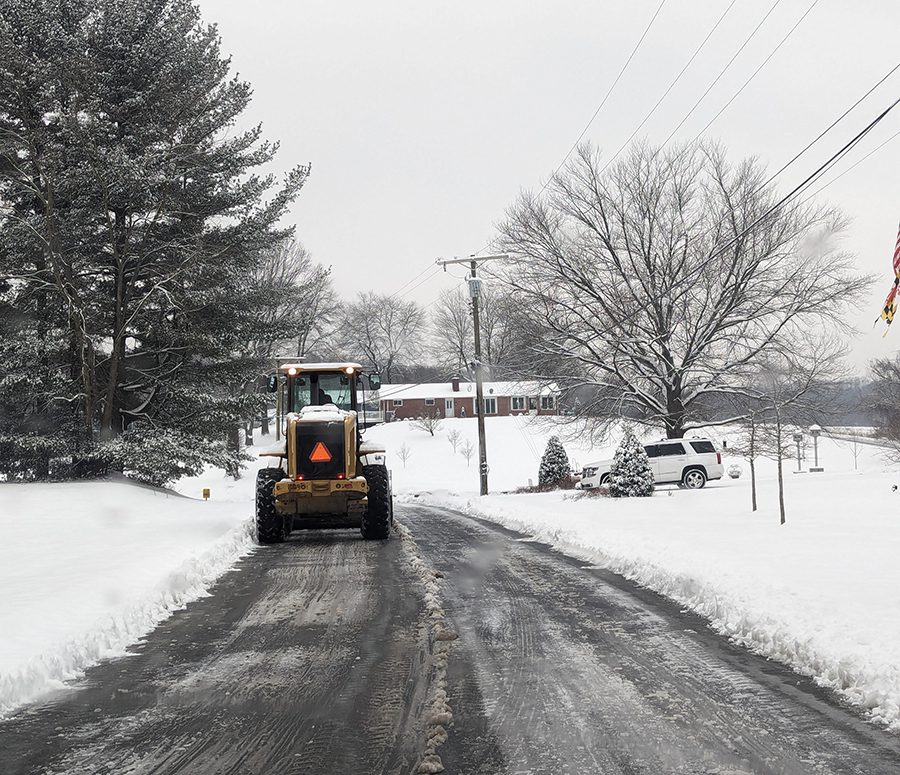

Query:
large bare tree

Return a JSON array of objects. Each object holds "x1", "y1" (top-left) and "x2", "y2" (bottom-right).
[
  {"x1": 431, "y1": 285, "x2": 516, "y2": 378},
  {"x1": 337, "y1": 292, "x2": 424, "y2": 382},
  {"x1": 498, "y1": 142, "x2": 869, "y2": 438}
]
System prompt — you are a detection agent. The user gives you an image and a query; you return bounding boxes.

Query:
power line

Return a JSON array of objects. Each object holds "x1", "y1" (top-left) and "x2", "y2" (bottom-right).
[
  {"x1": 802, "y1": 125, "x2": 900, "y2": 202},
  {"x1": 538, "y1": 0, "x2": 668, "y2": 196},
  {"x1": 691, "y1": 0, "x2": 821, "y2": 143},
  {"x1": 705, "y1": 93, "x2": 900, "y2": 265},
  {"x1": 599, "y1": 0, "x2": 739, "y2": 173},
  {"x1": 389, "y1": 263, "x2": 439, "y2": 300},
  {"x1": 761, "y1": 58, "x2": 900, "y2": 188},
  {"x1": 659, "y1": 0, "x2": 782, "y2": 149}
]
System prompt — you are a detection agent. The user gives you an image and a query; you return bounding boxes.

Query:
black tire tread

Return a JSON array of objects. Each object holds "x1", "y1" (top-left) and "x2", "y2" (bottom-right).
[
  {"x1": 256, "y1": 467, "x2": 285, "y2": 544},
  {"x1": 361, "y1": 464, "x2": 391, "y2": 540}
]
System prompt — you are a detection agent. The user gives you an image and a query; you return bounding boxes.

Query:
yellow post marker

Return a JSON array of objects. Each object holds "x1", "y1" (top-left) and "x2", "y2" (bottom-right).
[{"x1": 202, "y1": 488, "x2": 210, "y2": 501}]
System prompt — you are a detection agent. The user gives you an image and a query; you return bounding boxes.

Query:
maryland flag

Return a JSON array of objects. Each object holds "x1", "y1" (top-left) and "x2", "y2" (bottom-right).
[{"x1": 878, "y1": 221, "x2": 900, "y2": 334}]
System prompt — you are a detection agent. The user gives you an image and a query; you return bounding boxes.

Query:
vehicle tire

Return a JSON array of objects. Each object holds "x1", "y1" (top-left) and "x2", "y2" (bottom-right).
[
  {"x1": 256, "y1": 467, "x2": 286, "y2": 544},
  {"x1": 682, "y1": 468, "x2": 707, "y2": 490},
  {"x1": 361, "y1": 464, "x2": 392, "y2": 540}
]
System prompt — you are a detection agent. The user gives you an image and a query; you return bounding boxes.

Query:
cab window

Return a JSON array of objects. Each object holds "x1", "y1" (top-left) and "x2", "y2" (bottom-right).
[{"x1": 291, "y1": 373, "x2": 354, "y2": 412}]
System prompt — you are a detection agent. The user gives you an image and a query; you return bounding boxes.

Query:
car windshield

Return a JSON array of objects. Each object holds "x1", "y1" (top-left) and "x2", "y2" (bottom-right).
[{"x1": 292, "y1": 372, "x2": 354, "y2": 412}]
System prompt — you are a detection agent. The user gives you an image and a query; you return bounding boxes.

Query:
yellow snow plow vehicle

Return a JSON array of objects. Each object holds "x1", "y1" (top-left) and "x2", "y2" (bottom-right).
[{"x1": 256, "y1": 362, "x2": 392, "y2": 543}]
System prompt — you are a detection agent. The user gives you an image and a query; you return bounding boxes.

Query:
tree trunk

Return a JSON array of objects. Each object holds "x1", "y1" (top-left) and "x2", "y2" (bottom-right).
[
  {"x1": 749, "y1": 419, "x2": 757, "y2": 512},
  {"x1": 227, "y1": 426, "x2": 242, "y2": 480},
  {"x1": 776, "y1": 415, "x2": 786, "y2": 525},
  {"x1": 261, "y1": 408, "x2": 270, "y2": 436}
]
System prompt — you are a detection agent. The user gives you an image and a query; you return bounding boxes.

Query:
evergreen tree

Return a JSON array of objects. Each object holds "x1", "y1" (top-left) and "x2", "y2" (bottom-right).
[
  {"x1": 608, "y1": 427, "x2": 654, "y2": 498},
  {"x1": 0, "y1": 0, "x2": 312, "y2": 481},
  {"x1": 538, "y1": 435, "x2": 570, "y2": 487}
]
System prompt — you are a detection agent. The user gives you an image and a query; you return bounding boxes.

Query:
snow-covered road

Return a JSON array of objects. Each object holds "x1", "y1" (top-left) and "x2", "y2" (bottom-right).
[{"x1": 4, "y1": 504, "x2": 900, "y2": 774}]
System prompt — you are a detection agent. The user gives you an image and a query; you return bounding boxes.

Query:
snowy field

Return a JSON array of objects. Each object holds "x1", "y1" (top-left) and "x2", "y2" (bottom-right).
[
  {"x1": 0, "y1": 470, "x2": 257, "y2": 717},
  {"x1": 368, "y1": 417, "x2": 900, "y2": 731}
]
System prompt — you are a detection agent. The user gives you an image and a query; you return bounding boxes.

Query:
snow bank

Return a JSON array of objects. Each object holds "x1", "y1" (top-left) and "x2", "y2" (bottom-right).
[
  {"x1": 376, "y1": 418, "x2": 900, "y2": 731},
  {"x1": 0, "y1": 479, "x2": 254, "y2": 716}
]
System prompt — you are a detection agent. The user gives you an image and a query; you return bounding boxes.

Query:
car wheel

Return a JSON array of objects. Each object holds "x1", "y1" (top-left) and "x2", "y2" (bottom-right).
[{"x1": 682, "y1": 468, "x2": 707, "y2": 490}]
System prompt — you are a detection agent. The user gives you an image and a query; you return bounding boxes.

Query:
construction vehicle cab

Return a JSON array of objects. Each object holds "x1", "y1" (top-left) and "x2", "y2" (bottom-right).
[{"x1": 255, "y1": 362, "x2": 392, "y2": 543}]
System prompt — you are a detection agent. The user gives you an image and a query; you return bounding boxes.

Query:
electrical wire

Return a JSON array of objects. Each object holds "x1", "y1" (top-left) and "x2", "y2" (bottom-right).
[
  {"x1": 659, "y1": 0, "x2": 782, "y2": 150},
  {"x1": 536, "y1": 0, "x2": 668, "y2": 198},
  {"x1": 801, "y1": 125, "x2": 900, "y2": 202},
  {"x1": 599, "y1": 0, "x2": 739, "y2": 174},
  {"x1": 388, "y1": 263, "x2": 439, "y2": 300},
  {"x1": 690, "y1": 0, "x2": 821, "y2": 144},
  {"x1": 761, "y1": 59, "x2": 900, "y2": 188},
  {"x1": 704, "y1": 93, "x2": 900, "y2": 265}
]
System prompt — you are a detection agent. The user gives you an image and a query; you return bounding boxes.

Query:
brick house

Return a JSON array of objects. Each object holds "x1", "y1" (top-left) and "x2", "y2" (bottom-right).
[{"x1": 378, "y1": 378, "x2": 560, "y2": 420}]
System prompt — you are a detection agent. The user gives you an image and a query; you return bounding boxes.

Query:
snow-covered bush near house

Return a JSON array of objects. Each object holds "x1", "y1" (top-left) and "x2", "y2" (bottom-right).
[
  {"x1": 608, "y1": 426, "x2": 654, "y2": 497},
  {"x1": 538, "y1": 435, "x2": 570, "y2": 487},
  {"x1": 0, "y1": 474, "x2": 255, "y2": 717}
]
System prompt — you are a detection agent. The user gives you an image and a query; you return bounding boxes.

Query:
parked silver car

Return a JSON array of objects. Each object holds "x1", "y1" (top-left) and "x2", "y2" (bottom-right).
[{"x1": 580, "y1": 437, "x2": 724, "y2": 490}]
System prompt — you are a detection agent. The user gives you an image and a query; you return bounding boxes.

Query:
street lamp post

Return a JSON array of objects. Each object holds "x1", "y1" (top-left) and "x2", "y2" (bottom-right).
[
  {"x1": 809, "y1": 424, "x2": 824, "y2": 472},
  {"x1": 792, "y1": 432, "x2": 804, "y2": 472}
]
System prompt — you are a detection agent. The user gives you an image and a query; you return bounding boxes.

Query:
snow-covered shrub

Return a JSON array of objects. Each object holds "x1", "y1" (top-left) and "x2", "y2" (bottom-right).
[
  {"x1": 538, "y1": 435, "x2": 571, "y2": 488},
  {"x1": 102, "y1": 425, "x2": 248, "y2": 488},
  {"x1": 608, "y1": 427, "x2": 654, "y2": 498}
]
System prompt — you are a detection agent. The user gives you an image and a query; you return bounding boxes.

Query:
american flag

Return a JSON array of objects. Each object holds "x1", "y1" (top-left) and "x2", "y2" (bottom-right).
[{"x1": 878, "y1": 221, "x2": 900, "y2": 334}]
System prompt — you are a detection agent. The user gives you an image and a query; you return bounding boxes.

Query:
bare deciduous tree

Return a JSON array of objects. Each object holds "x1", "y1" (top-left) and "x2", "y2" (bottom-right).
[
  {"x1": 498, "y1": 142, "x2": 870, "y2": 438},
  {"x1": 412, "y1": 410, "x2": 443, "y2": 437},
  {"x1": 337, "y1": 292, "x2": 424, "y2": 382},
  {"x1": 431, "y1": 285, "x2": 518, "y2": 378},
  {"x1": 447, "y1": 428, "x2": 461, "y2": 452},
  {"x1": 397, "y1": 442, "x2": 411, "y2": 468},
  {"x1": 744, "y1": 336, "x2": 847, "y2": 525},
  {"x1": 460, "y1": 439, "x2": 475, "y2": 467}
]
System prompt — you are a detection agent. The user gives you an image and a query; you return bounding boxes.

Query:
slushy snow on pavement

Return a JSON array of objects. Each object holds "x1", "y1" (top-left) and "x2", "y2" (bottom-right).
[{"x1": 367, "y1": 416, "x2": 900, "y2": 731}]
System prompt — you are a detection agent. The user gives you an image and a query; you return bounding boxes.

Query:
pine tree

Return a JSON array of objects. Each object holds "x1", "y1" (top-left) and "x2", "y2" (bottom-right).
[
  {"x1": 1, "y1": 0, "x2": 312, "y2": 482},
  {"x1": 538, "y1": 435, "x2": 570, "y2": 487},
  {"x1": 608, "y1": 427, "x2": 654, "y2": 498}
]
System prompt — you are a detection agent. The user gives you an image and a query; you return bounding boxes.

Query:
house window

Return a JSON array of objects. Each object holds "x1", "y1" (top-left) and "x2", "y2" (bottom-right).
[
  {"x1": 445, "y1": 398, "x2": 454, "y2": 413},
  {"x1": 483, "y1": 397, "x2": 497, "y2": 415},
  {"x1": 425, "y1": 398, "x2": 435, "y2": 406},
  {"x1": 393, "y1": 399, "x2": 403, "y2": 407},
  {"x1": 511, "y1": 396, "x2": 526, "y2": 411},
  {"x1": 540, "y1": 395, "x2": 555, "y2": 410}
]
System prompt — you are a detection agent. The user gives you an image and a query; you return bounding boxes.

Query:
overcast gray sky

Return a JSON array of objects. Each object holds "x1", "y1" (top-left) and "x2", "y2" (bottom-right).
[{"x1": 198, "y1": 0, "x2": 900, "y2": 371}]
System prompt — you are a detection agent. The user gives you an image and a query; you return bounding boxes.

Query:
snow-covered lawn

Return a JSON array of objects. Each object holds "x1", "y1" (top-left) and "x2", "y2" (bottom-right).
[
  {"x1": 0, "y1": 471, "x2": 256, "y2": 717},
  {"x1": 369, "y1": 417, "x2": 900, "y2": 731}
]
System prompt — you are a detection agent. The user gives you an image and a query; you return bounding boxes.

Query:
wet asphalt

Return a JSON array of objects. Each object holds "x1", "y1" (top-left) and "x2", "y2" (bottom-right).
[{"x1": 2, "y1": 504, "x2": 900, "y2": 774}]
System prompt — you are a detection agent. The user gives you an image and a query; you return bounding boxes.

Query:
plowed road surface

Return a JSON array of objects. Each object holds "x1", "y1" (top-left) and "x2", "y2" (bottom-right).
[{"x1": 3, "y1": 505, "x2": 900, "y2": 775}]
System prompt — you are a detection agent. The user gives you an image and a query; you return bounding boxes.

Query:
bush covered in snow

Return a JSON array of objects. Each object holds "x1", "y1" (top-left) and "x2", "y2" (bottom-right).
[
  {"x1": 608, "y1": 427, "x2": 654, "y2": 498},
  {"x1": 102, "y1": 425, "x2": 248, "y2": 487},
  {"x1": 538, "y1": 435, "x2": 571, "y2": 488}
]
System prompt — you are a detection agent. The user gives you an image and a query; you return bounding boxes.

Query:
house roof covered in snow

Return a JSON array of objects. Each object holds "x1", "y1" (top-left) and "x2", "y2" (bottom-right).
[{"x1": 377, "y1": 380, "x2": 558, "y2": 401}]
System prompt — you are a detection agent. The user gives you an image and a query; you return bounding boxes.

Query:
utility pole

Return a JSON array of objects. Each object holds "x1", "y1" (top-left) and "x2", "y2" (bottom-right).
[{"x1": 437, "y1": 254, "x2": 508, "y2": 495}]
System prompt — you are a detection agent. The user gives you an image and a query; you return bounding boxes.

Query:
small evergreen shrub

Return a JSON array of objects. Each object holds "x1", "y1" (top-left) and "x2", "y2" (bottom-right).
[
  {"x1": 538, "y1": 435, "x2": 571, "y2": 488},
  {"x1": 608, "y1": 427, "x2": 654, "y2": 498}
]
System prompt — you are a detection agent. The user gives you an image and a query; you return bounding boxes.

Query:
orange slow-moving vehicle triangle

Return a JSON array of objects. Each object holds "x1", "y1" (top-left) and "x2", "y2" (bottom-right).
[{"x1": 309, "y1": 442, "x2": 332, "y2": 463}]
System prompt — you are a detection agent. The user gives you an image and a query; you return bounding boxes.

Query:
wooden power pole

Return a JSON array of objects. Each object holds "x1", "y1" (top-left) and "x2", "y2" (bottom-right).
[{"x1": 437, "y1": 254, "x2": 508, "y2": 495}]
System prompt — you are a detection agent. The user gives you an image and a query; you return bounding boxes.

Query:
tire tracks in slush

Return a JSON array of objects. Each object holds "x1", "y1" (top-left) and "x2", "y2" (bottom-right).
[
  {"x1": 0, "y1": 530, "x2": 440, "y2": 775},
  {"x1": 403, "y1": 503, "x2": 900, "y2": 775}
]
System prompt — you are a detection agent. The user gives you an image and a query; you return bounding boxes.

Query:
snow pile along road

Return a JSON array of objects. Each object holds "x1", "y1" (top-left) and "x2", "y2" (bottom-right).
[
  {"x1": 372, "y1": 418, "x2": 900, "y2": 731},
  {"x1": 0, "y1": 480, "x2": 254, "y2": 716}
]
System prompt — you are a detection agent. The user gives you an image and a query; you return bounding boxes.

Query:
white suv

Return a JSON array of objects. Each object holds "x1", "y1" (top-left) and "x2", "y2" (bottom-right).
[{"x1": 580, "y1": 437, "x2": 724, "y2": 490}]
